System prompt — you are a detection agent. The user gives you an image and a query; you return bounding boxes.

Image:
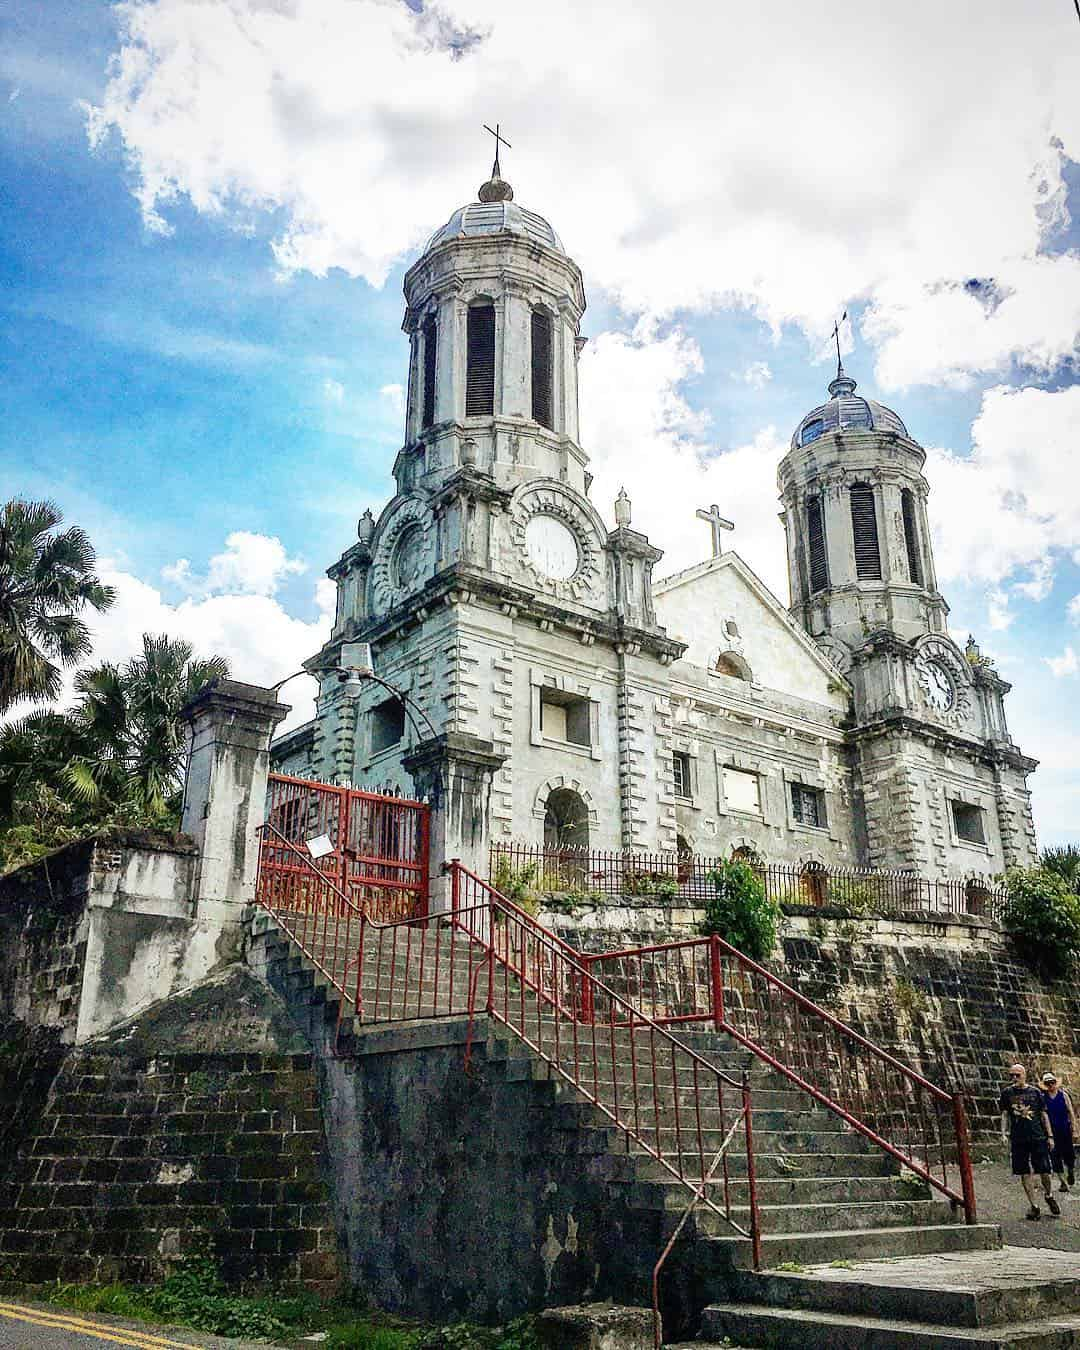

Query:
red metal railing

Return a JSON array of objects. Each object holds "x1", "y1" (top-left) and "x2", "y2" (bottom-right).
[
  {"x1": 581, "y1": 933, "x2": 976, "y2": 1224},
  {"x1": 446, "y1": 863, "x2": 761, "y2": 1255},
  {"x1": 490, "y1": 842, "x2": 1006, "y2": 921},
  {"x1": 261, "y1": 772, "x2": 429, "y2": 921},
  {"x1": 255, "y1": 832, "x2": 762, "y2": 1262}
]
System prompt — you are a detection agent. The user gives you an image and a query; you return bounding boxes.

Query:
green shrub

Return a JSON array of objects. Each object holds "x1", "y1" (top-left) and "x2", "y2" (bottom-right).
[
  {"x1": 1002, "y1": 866, "x2": 1080, "y2": 977},
  {"x1": 700, "y1": 860, "x2": 780, "y2": 962},
  {"x1": 491, "y1": 858, "x2": 540, "y2": 917},
  {"x1": 623, "y1": 870, "x2": 679, "y2": 900}
]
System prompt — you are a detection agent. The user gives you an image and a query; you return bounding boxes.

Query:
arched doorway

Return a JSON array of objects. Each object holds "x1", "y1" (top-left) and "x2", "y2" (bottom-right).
[
  {"x1": 799, "y1": 860, "x2": 828, "y2": 907},
  {"x1": 544, "y1": 788, "x2": 591, "y2": 850}
]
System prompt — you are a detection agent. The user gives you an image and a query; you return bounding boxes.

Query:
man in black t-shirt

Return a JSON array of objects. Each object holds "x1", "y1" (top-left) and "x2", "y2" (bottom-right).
[{"x1": 1000, "y1": 1063, "x2": 1059, "y2": 1220}]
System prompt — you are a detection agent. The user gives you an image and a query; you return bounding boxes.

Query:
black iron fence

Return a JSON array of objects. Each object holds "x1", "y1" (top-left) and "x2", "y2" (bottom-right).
[{"x1": 488, "y1": 842, "x2": 1007, "y2": 922}]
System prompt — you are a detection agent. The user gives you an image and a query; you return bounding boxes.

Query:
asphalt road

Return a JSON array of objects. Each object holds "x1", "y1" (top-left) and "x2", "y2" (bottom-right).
[{"x1": 0, "y1": 1302, "x2": 293, "y2": 1350}]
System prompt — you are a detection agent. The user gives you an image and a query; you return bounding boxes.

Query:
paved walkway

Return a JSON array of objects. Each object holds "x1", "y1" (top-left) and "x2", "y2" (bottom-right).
[
  {"x1": 0, "y1": 1302, "x2": 289, "y2": 1350},
  {"x1": 973, "y1": 1156, "x2": 1080, "y2": 1250}
]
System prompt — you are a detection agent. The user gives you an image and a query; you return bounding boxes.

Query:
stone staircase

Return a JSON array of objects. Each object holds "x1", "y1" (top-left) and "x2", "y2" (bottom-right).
[{"x1": 249, "y1": 906, "x2": 1030, "y2": 1337}]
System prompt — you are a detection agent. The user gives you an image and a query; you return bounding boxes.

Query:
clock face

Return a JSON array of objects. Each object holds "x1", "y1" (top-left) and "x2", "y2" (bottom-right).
[
  {"x1": 919, "y1": 660, "x2": 955, "y2": 711},
  {"x1": 391, "y1": 525, "x2": 424, "y2": 590},
  {"x1": 525, "y1": 514, "x2": 579, "y2": 581}
]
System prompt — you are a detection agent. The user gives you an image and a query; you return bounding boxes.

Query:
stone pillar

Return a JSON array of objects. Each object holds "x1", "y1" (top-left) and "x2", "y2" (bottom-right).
[
  {"x1": 181, "y1": 680, "x2": 289, "y2": 916},
  {"x1": 403, "y1": 732, "x2": 506, "y2": 910}
]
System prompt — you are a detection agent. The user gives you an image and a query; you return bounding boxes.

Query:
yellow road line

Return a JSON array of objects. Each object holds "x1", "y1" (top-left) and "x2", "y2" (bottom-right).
[{"x1": 0, "y1": 1301, "x2": 201, "y2": 1348}]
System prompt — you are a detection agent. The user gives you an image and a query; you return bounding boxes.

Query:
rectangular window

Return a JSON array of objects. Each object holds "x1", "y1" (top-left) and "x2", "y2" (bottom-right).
[
  {"x1": 952, "y1": 801, "x2": 986, "y2": 845},
  {"x1": 673, "y1": 751, "x2": 692, "y2": 799},
  {"x1": 540, "y1": 688, "x2": 590, "y2": 748},
  {"x1": 901, "y1": 488, "x2": 922, "y2": 585},
  {"x1": 791, "y1": 782, "x2": 826, "y2": 829},
  {"x1": 421, "y1": 314, "x2": 437, "y2": 429},
  {"x1": 531, "y1": 310, "x2": 554, "y2": 429},
  {"x1": 850, "y1": 484, "x2": 882, "y2": 580},
  {"x1": 806, "y1": 496, "x2": 829, "y2": 594},
  {"x1": 465, "y1": 304, "x2": 496, "y2": 417},
  {"x1": 723, "y1": 767, "x2": 761, "y2": 815},
  {"x1": 370, "y1": 697, "x2": 406, "y2": 754}
]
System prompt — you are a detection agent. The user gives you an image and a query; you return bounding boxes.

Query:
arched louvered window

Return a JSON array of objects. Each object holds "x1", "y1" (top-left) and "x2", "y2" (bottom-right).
[
  {"x1": 421, "y1": 314, "x2": 437, "y2": 429},
  {"x1": 901, "y1": 487, "x2": 922, "y2": 585},
  {"x1": 531, "y1": 310, "x2": 554, "y2": 429},
  {"x1": 806, "y1": 496, "x2": 829, "y2": 594},
  {"x1": 849, "y1": 483, "x2": 882, "y2": 580},
  {"x1": 465, "y1": 304, "x2": 496, "y2": 417}
]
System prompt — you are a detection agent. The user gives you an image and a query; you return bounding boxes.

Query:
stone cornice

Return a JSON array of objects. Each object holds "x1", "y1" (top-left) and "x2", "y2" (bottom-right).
[
  {"x1": 311, "y1": 564, "x2": 686, "y2": 666},
  {"x1": 427, "y1": 468, "x2": 515, "y2": 511},
  {"x1": 847, "y1": 711, "x2": 1038, "y2": 773},
  {"x1": 605, "y1": 526, "x2": 664, "y2": 563},
  {"x1": 326, "y1": 540, "x2": 373, "y2": 580}
]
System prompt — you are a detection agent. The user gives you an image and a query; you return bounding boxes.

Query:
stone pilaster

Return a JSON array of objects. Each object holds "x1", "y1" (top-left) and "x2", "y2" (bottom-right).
[{"x1": 180, "y1": 680, "x2": 289, "y2": 914}]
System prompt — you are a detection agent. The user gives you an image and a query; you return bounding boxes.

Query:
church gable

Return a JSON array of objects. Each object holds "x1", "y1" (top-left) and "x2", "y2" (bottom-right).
[{"x1": 654, "y1": 553, "x2": 849, "y2": 711}]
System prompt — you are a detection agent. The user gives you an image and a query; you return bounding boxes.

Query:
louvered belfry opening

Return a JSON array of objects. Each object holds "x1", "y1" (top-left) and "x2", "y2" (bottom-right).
[
  {"x1": 531, "y1": 309, "x2": 554, "y2": 429},
  {"x1": 901, "y1": 488, "x2": 922, "y2": 585},
  {"x1": 465, "y1": 304, "x2": 496, "y2": 417},
  {"x1": 806, "y1": 496, "x2": 829, "y2": 594},
  {"x1": 421, "y1": 315, "x2": 437, "y2": 429},
  {"x1": 849, "y1": 483, "x2": 882, "y2": 580}
]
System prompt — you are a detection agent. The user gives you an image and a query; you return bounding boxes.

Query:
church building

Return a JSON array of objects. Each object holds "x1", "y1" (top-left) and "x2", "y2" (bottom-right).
[{"x1": 272, "y1": 152, "x2": 1038, "y2": 890}]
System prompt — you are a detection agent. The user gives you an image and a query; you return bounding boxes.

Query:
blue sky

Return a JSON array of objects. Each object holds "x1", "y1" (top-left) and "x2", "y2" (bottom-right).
[{"x1": 2, "y1": 0, "x2": 1080, "y2": 846}]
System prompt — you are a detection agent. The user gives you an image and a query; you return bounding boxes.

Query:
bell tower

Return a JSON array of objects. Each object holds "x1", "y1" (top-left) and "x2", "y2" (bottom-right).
[{"x1": 777, "y1": 363, "x2": 948, "y2": 661}]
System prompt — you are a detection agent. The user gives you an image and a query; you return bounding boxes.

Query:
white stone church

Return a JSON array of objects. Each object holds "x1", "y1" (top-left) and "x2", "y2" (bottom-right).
[{"x1": 272, "y1": 154, "x2": 1038, "y2": 887}]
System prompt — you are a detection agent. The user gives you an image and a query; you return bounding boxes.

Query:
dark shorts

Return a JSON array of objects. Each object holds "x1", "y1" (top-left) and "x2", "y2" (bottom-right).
[
  {"x1": 1012, "y1": 1137, "x2": 1052, "y2": 1175},
  {"x1": 1051, "y1": 1127, "x2": 1075, "y2": 1174}
]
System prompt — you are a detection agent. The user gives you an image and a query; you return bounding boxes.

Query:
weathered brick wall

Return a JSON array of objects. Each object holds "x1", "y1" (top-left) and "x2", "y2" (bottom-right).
[
  {"x1": 0, "y1": 1017, "x2": 65, "y2": 1173},
  {"x1": 0, "y1": 1048, "x2": 340, "y2": 1290}
]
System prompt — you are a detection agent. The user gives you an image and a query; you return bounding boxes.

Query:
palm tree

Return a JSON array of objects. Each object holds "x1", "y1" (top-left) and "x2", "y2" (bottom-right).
[
  {"x1": 1041, "y1": 845, "x2": 1080, "y2": 895},
  {"x1": 67, "y1": 634, "x2": 228, "y2": 815},
  {"x1": 0, "y1": 499, "x2": 114, "y2": 712}
]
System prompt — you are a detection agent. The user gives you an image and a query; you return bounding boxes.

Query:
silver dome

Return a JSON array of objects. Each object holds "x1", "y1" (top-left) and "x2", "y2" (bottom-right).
[
  {"x1": 424, "y1": 199, "x2": 565, "y2": 255},
  {"x1": 791, "y1": 369, "x2": 910, "y2": 449}
]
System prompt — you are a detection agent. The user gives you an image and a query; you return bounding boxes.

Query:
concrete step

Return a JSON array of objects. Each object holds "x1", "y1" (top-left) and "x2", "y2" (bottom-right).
[
  {"x1": 698, "y1": 1222, "x2": 1001, "y2": 1271},
  {"x1": 629, "y1": 1164, "x2": 925, "y2": 1203},
  {"x1": 634, "y1": 1150, "x2": 901, "y2": 1179},
  {"x1": 697, "y1": 1302, "x2": 1080, "y2": 1348},
  {"x1": 743, "y1": 1198, "x2": 958, "y2": 1235},
  {"x1": 723, "y1": 1248, "x2": 1080, "y2": 1327}
]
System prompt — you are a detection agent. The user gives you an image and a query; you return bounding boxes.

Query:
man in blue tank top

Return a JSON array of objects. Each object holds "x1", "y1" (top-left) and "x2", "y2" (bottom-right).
[{"x1": 1041, "y1": 1072, "x2": 1077, "y2": 1192}]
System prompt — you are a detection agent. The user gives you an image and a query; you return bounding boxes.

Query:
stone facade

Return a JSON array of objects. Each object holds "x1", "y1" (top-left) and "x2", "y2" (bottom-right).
[{"x1": 275, "y1": 167, "x2": 1038, "y2": 893}]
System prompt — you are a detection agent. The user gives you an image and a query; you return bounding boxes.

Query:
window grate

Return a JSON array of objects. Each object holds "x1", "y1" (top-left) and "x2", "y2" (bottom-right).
[
  {"x1": 807, "y1": 496, "x2": 829, "y2": 593},
  {"x1": 466, "y1": 305, "x2": 496, "y2": 417},
  {"x1": 901, "y1": 488, "x2": 922, "y2": 585},
  {"x1": 531, "y1": 310, "x2": 554, "y2": 429},
  {"x1": 791, "y1": 783, "x2": 825, "y2": 829},
  {"x1": 850, "y1": 484, "x2": 882, "y2": 580},
  {"x1": 421, "y1": 315, "x2": 437, "y2": 429}
]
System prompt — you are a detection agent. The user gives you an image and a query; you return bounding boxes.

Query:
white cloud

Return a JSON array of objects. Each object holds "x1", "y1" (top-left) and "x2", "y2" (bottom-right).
[
  {"x1": 924, "y1": 384, "x2": 1080, "y2": 595},
  {"x1": 85, "y1": 0, "x2": 1080, "y2": 389},
  {"x1": 323, "y1": 377, "x2": 345, "y2": 403},
  {"x1": 1069, "y1": 594, "x2": 1080, "y2": 623},
  {"x1": 738, "y1": 361, "x2": 772, "y2": 389},
  {"x1": 1047, "y1": 646, "x2": 1079, "y2": 678},
  {"x1": 580, "y1": 322, "x2": 787, "y2": 595},
  {"x1": 379, "y1": 383, "x2": 405, "y2": 417},
  {"x1": 987, "y1": 589, "x2": 1013, "y2": 632},
  {"x1": 162, "y1": 530, "x2": 307, "y2": 598}
]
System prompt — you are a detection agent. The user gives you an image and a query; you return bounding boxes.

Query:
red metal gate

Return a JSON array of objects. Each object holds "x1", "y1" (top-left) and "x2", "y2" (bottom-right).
[{"x1": 257, "y1": 772, "x2": 430, "y2": 921}]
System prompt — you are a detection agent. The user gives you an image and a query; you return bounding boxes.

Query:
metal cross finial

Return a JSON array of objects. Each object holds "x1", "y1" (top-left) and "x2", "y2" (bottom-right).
[
  {"x1": 831, "y1": 309, "x2": 848, "y2": 378},
  {"x1": 696, "y1": 503, "x2": 734, "y2": 558},
  {"x1": 483, "y1": 122, "x2": 512, "y2": 175}
]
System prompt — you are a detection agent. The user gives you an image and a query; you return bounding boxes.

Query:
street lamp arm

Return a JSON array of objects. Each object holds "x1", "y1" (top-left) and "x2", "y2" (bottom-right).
[{"x1": 362, "y1": 671, "x2": 440, "y2": 745}]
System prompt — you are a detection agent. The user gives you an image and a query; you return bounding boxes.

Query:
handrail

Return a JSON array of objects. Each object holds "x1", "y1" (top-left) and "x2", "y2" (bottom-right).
[
  {"x1": 445, "y1": 862, "x2": 761, "y2": 1255},
  {"x1": 583, "y1": 930, "x2": 976, "y2": 1223}
]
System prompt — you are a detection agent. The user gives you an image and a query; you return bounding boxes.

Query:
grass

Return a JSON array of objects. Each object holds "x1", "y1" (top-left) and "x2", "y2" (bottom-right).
[{"x1": 42, "y1": 1260, "x2": 539, "y2": 1350}]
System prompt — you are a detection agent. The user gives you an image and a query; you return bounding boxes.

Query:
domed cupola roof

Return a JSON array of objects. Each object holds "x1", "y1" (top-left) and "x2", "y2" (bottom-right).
[
  {"x1": 791, "y1": 366, "x2": 910, "y2": 449},
  {"x1": 423, "y1": 158, "x2": 565, "y2": 256}
]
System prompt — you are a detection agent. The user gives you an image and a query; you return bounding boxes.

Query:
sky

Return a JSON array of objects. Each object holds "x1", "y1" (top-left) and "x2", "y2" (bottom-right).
[{"x1": 2, "y1": 0, "x2": 1080, "y2": 847}]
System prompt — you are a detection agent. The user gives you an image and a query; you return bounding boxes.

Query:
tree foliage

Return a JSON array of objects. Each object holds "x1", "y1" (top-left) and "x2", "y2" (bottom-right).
[
  {"x1": 1040, "y1": 845, "x2": 1080, "y2": 896},
  {"x1": 0, "y1": 499, "x2": 114, "y2": 712},
  {"x1": 700, "y1": 858, "x2": 780, "y2": 963},
  {"x1": 1002, "y1": 866, "x2": 1080, "y2": 978}
]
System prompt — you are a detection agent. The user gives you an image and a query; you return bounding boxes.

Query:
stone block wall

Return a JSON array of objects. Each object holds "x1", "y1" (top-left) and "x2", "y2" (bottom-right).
[
  {"x1": 545, "y1": 906, "x2": 1080, "y2": 1140},
  {"x1": 0, "y1": 1048, "x2": 340, "y2": 1291}
]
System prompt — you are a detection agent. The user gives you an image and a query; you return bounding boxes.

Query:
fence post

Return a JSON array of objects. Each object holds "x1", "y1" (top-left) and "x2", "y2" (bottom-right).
[
  {"x1": 450, "y1": 859, "x2": 461, "y2": 917},
  {"x1": 710, "y1": 934, "x2": 725, "y2": 1030},
  {"x1": 355, "y1": 910, "x2": 366, "y2": 1022},
  {"x1": 486, "y1": 896, "x2": 496, "y2": 1015},
  {"x1": 742, "y1": 1074, "x2": 762, "y2": 1270},
  {"x1": 952, "y1": 1092, "x2": 977, "y2": 1225}
]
